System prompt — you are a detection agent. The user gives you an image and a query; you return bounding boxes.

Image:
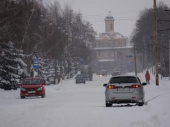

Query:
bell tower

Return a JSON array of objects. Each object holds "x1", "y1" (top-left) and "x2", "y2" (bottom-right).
[{"x1": 105, "y1": 11, "x2": 114, "y2": 33}]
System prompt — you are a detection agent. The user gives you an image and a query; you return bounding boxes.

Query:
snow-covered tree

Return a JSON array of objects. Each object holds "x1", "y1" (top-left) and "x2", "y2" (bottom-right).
[
  {"x1": 38, "y1": 56, "x2": 55, "y2": 84},
  {"x1": 131, "y1": 3, "x2": 170, "y2": 72},
  {"x1": 0, "y1": 41, "x2": 27, "y2": 90}
]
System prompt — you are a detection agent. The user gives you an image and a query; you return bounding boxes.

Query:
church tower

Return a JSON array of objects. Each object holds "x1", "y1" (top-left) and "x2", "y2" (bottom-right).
[{"x1": 105, "y1": 12, "x2": 114, "y2": 33}]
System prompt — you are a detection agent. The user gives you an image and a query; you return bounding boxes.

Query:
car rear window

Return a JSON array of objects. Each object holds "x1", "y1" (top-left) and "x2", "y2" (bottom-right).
[
  {"x1": 77, "y1": 75, "x2": 84, "y2": 78},
  {"x1": 23, "y1": 79, "x2": 41, "y2": 85},
  {"x1": 109, "y1": 77, "x2": 138, "y2": 83}
]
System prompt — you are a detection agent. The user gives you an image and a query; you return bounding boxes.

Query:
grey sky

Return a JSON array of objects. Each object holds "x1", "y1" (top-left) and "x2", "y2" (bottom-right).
[{"x1": 46, "y1": 0, "x2": 170, "y2": 38}]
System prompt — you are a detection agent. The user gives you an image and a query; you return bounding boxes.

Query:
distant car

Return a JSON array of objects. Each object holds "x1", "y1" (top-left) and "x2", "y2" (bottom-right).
[
  {"x1": 114, "y1": 68, "x2": 121, "y2": 71},
  {"x1": 99, "y1": 70, "x2": 107, "y2": 76},
  {"x1": 112, "y1": 71, "x2": 121, "y2": 76},
  {"x1": 19, "y1": 77, "x2": 46, "y2": 99},
  {"x1": 103, "y1": 75, "x2": 147, "y2": 107},
  {"x1": 75, "y1": 74, "x2": 86, "y2": 84}
]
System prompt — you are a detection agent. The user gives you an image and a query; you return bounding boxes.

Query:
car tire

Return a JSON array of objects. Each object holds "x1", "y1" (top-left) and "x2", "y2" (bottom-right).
[
  {"x1": 21, "y1": 96, "x2": 25, "y2": 99},
  {"x1": 41, "y1": 93, "x2": 45, "y2": 98},
  {"x1": 106, "y1": 102, "x2": 112, "y2": 107},
  {"x1": 138, "y1": 102, "x2": 144, "y2": 106}
]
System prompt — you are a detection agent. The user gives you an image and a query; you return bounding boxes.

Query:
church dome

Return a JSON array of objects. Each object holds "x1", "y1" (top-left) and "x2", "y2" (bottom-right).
[{"x1": 105, "y1": 15, "x2": 114, "y2": 21}]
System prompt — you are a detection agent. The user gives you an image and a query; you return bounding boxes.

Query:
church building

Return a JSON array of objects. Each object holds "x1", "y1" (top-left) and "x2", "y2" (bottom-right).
[{"x1": 92, "y1": 13, "x2": 133, "y2": 74}]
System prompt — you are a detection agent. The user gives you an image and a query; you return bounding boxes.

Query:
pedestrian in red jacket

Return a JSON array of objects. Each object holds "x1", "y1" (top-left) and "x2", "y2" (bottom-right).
[{"x1": 145, "y1": 70, "x2": 150, "y2": 84}]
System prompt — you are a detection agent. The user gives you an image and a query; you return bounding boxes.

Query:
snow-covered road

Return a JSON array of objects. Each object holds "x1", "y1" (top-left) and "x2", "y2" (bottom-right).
[{"x1": 0, "y1": 72, "x2": 170, "y2": 127}]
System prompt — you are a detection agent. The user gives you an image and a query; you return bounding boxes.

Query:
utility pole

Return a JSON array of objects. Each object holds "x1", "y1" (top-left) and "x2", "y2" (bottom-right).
[
  {"x1": 169, "y1": 36, "x2": 170, "y2": 80},
  {"x1": 143, "y1": 36, "x2": 147, "y2": 70},
  {"x1": 134, "y1": 42, "x2": 137, "y2": 76},
  {"x1": 161, "y1": 34, "x2": 163, "y2": 80},
  {"x1": 154, "y1": 0, "x2": 159, "y2": 86}
]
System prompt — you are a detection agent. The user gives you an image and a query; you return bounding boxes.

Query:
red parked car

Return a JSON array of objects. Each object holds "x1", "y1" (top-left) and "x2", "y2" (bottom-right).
[{"x1": 19, "y1": 77, "x2": 46, "y2": 99}]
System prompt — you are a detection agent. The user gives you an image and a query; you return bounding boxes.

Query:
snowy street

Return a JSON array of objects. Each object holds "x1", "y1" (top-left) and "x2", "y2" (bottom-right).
[
  {"x1": 0, "y1": 72, "x2": 170, "y2": 127},
  {"x1": 1, "y1": 1, "x2": 170, "y2": 127}
]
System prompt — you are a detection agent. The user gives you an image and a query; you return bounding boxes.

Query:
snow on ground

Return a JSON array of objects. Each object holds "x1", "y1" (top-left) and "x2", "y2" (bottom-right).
[{"x1": 0, "y1": 71, "x2": 170, "y2": 127}]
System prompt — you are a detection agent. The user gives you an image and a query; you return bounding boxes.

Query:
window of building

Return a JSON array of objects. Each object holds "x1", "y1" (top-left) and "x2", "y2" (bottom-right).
[{"x1": 110, "y1": 24, "x2": 113, "y2": 30}]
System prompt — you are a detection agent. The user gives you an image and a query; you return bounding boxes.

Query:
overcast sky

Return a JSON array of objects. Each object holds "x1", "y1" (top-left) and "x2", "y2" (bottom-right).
[{"x1": 45, "y1": 0, "x2": 170, "y2": 38}]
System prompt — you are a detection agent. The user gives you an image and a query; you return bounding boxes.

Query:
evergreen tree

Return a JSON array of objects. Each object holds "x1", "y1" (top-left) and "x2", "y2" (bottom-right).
[
  {"x1": 0, "y1": 41, "x2": 27, "y2": 90},
  {"x1": 38, "y1": 56, "x2": 55, "y2": 84}
]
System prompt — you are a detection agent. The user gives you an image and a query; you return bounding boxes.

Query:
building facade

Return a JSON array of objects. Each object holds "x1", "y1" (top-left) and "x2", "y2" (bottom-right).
[{"x1": 93, "y1": 14, "x2": 133, "y2": 74}]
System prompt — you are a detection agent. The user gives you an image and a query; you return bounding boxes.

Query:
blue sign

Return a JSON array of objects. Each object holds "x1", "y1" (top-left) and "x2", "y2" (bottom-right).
[{"x1": 33, "y1": 64, "x2": 39, "y2": 69}]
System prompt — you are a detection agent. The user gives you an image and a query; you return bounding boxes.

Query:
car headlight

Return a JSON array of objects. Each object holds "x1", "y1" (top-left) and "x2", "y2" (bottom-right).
[
  {"x1": 21, "y1": 88, "x2": 26, "y2": 91},
  {"x1": 37, "y1": 87, "x2": 43, "y2": 91}
]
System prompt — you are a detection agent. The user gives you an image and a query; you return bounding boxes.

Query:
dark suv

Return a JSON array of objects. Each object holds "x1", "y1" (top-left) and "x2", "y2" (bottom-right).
[{"x1": 75, "y1": 74, "x2": 86, "y2": 84}]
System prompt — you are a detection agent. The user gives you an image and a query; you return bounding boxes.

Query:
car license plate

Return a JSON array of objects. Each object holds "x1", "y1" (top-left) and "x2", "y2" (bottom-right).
[
  {"x1": 28, "y1": 91, "x2": 36, "y2": 94},
  {"x1": 118, "y1": 88, "x2": 129, "y2": 92}
]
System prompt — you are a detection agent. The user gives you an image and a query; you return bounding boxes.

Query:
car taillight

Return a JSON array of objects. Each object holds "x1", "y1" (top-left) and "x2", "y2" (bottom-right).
[
  {"x1": 107, "y1": 85, "x2": 116, "y2": 89},
  {"x1": 131, "y1": 84, "x2": 140, "y2": 88}
]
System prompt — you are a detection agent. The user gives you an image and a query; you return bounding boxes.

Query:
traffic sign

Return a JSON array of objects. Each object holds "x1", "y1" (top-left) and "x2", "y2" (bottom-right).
[{"x1": 33, "y1": 64, "x2": 39, "y2": 69}]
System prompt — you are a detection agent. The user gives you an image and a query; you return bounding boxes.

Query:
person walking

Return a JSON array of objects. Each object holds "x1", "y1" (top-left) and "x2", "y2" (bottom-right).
[{"x1": 145, "y1": 70, "x2": 150, "y2": 84}]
